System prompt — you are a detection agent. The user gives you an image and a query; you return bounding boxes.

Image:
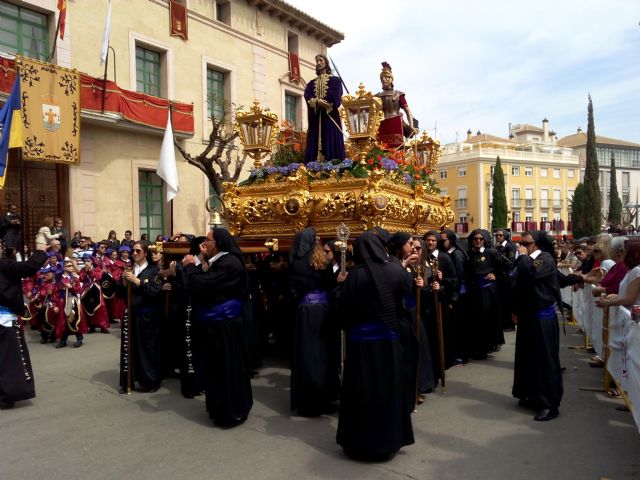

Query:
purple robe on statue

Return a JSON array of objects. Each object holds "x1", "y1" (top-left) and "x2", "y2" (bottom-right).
[{"x1": 304, "y1": 74, "x2": 345, "y2": 163}]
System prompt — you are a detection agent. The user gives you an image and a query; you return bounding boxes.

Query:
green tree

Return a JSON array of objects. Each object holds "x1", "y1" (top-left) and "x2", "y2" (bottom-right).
[
  {"x1": 583, "y1": 94, "x2": 602, "y2": 234},
  {"x1": 491, "y1": 156, "x2": 508, "y2": 229},
  {"x1": 608, "y1": 152, "x2": 622, "y2": 225},
  {"x1": 571, "y1": 183, "x2": 587, "y2": 238}
]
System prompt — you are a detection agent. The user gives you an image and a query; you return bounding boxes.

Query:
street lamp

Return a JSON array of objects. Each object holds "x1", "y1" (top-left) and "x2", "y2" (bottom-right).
[
  {"x1": 234, "y1": 100, "x2": 279, "y2": 169},
  {"x1": 339, "y1": 83, "x2": 384, "y2": 165}
]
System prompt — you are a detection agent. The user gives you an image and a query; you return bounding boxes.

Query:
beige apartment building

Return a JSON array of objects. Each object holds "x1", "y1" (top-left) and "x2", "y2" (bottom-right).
[
  {"x1": 437, "y1": 120, "x2": 580, "y2": 238},
  {"x1": 0, "y1": 0, "x2": 342, "y2": 243}
]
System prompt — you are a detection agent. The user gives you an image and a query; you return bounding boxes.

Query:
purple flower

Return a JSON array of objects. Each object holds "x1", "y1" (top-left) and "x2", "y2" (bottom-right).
[
  {"x1": 266, "y1": 166, "x2": 278, "y2": 175},
  {"x1": 403, "y1": 173, "x2": 413, "y2": 184},
  {"x1": 380, "y1": 157, "x2": 399, "y2": 171}
]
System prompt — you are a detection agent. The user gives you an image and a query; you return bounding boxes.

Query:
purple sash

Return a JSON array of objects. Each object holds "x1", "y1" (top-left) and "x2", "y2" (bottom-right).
[
  {"x1": 299, "y1": 290, "x2": 328, "y2": 305},
  {"x1": 194, "y1": 298, "x2": 243, "y2": 323},
  {"x1": 348, "y1": 322, "x2": 398, "y2": 342}
]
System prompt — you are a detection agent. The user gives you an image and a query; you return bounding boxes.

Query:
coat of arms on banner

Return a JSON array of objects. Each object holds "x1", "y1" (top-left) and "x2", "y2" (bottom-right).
[{"x1": 42, "y1": 94, "x2": 61, "y2": 132}]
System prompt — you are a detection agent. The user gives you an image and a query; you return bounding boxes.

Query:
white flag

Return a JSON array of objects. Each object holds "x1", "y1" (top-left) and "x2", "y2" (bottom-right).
[
  {"x1": 100, "y1": 0, "x2": 112, "y2": 66},
  {"x1": 156, "y1": 111, "x2": 179, "y2": 202}
]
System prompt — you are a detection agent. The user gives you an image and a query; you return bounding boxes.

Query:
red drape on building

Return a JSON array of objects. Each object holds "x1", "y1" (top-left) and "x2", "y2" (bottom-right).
[
  {"x1": 0, "y1": 58, "x2": 194, "y2": 135},
  {"x1": 169, "y1": 0, "x2": 188, "y2": 40},
  {"x1": 288, "y1": 52, "x2": 300, "y2": 82},
  {"x1": 80, "y1": 75, "x2": 194, "y2": 134}
]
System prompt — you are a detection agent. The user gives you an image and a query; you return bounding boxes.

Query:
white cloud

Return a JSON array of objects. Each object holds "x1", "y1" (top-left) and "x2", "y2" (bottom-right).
[{"x1": 286, "y1": 0, "x2": 640, "y2": 143}]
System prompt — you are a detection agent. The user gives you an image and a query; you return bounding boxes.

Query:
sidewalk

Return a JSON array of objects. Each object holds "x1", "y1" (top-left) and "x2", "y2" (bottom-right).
[{"x1": 1, "y1": 324, "x2": 638, "y2": 480}]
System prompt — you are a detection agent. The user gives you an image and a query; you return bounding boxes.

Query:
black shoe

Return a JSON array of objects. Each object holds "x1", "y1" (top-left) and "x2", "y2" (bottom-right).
[
  {"x1": 100, "y1": 328, "x2": 110, "y2": 334},
  {"x1": 89, "y1": 327, "x2": 96, "y2": 333},
  {"x1": 533, "y1": 408, "x2": 559, "y2": 421},
  {"x1": 40, "y1": 338, "x2": 48, "y2": 344},
  {"x1": 55, "y1": 341, "x2": 67, "y2": 349},
  {"x1": 72, "y1": 340, "x2": 83, "y2": 348}
]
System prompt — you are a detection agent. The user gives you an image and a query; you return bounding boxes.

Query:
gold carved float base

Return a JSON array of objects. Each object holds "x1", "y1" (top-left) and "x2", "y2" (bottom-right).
[{"x1": 222, "y1": 166, "x2": 454, "y2": 240}]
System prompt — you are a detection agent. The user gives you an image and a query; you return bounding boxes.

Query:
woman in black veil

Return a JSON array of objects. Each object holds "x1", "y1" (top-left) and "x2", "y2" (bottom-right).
[
  {"x1": 289, "y1": 227, "x2": 339, "y2": 415},
  {"x1": 334, "y1": 229, "x2": 415, "y2": 460}
]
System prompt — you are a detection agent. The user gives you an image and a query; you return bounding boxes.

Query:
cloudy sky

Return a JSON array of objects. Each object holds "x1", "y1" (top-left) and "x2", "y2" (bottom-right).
[{"x1": 286, "y1": 0, "x2": 639, "y2": 145}]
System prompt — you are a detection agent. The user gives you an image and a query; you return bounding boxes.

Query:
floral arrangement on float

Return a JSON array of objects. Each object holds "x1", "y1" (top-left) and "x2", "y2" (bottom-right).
[{"x1": 243, "y1": 122, "x2": 439, "y2": 193}]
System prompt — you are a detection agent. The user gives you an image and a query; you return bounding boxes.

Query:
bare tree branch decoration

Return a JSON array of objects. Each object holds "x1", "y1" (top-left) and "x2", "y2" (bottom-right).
[{"x1": 173, "y1": 102, "x2": 246, "y2": 196}]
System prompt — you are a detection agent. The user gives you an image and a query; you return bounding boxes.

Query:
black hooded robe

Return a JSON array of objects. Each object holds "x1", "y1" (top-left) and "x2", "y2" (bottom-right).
[
  {"x1": 333, "y1": 230, "x2": 414, "y2": 460},
  {"x1": 185, "y1": 230, "x2": 253, "y2": 426},
  {"x1": 289, "y1": 228, "x2": 339, "y2": 414},
  {"x1": 512, "y1": 232, "x2": 563, "y2": 410}
]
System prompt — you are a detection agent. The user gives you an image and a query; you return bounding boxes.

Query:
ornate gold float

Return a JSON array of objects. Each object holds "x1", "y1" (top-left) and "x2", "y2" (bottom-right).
[{"x1": 223, "y1": 86, "x2": 454, "y2": 242}]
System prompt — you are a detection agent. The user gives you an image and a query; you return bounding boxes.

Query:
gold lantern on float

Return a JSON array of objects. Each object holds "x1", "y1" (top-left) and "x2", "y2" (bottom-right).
[
  {"x1": 339, "y1": 83, "x2": 384, "y2": 165},
  {"x1": 234, "y1": 100, "x2": 279, "y2": 168},
  {"x1": 205, "y1": 194, "x2": 224, "y2": 229},
  {"x1": 411, "y1": 130, "x2": 441, "y2": 169}
]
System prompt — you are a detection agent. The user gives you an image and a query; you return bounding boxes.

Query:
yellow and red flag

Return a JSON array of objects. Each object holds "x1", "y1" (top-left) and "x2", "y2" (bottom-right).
[{"x1": 57, "y1": 0, "x2": 67, "y2": 40}]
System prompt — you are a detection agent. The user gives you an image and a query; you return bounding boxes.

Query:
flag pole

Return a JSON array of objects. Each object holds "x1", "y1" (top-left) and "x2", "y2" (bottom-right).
[
  {"x1": 47, "y1": 13, "x2": 62, "y2": 62},
  {"x1": 101, "y1": 45, "x2": 109, "y2": 114},
  {"x1": 16, "y1": 62, "x2": 26, "y2": 262},
  {"x1": 168, "y1": 103, "x2": 174, "y2": 236},
  {"x1": 100, "y1": 0, "x2": 111, "y2": 114}
]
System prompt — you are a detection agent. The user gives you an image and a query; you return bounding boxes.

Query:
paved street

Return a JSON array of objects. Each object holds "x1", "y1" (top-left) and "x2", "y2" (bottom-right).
[{"x1": 2, "y1": 324, "x2": 639, "y2": 480}]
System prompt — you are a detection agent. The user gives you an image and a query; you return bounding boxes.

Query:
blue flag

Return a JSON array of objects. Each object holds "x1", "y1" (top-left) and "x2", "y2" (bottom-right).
[{"x1": 0, "y1": 76, "x2": 24, "y2": 188}]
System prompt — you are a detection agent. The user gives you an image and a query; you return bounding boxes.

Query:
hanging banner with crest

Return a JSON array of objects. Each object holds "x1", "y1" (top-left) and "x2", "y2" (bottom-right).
[{"x1": 17, "y1": 56, "x2": 80, "y2": 165}]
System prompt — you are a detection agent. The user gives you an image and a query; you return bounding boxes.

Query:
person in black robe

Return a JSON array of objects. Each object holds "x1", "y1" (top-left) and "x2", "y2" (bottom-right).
[
  {"x1": 0, "y1": 203, "x2": 22, "y2": 251},
  {"x1": 440, "y1": 229, "x2": 470, "y2": 364},
  {"x1": 387, "y1": 232, "x2": 425, "y2": 411},
  {"x1": 334, "y1": 229, "x2": 415, "y2": 461},
  {"x1": 0, "y1": 248, "x2": 47, "y2": 407},
  {"x1": 494, "y1": 228, "x2": 516, "y2": 331},
  {"x1": 121, "y1": 241, "x2": 163, "y2": 392},
  {"x1": 182, "y1": 229, "x2": 253, "y2": 427},
  {"x1": 409, "y1": 237, "x2": 436, "y2": 403},
  {"x1": 288, "y1": 227, "x2": 339, "y2": 415},
  {"x1": 170, "y1": 236, "x2": 207, "y2": 399},
  {"x1": 511, "y1": 230, "x2": 564, "y2": 421},
  {"x1": 423, "y1": 230, "x2": 457, "y2": 375},
  {"x1": 466, "y1": 229, "x2": 505, "y2": 359}
]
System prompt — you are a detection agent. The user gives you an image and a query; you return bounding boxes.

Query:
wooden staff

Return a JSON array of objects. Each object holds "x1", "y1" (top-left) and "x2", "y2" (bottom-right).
[
  {"x1": 431, "y1": 257, "x2": 446, "y2": 393},
  {"x1": 415, "y1": 263, "x2": 424, "y2": 406}
]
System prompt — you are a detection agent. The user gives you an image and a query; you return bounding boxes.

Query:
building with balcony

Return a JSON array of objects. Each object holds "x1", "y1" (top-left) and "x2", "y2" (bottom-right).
[
  {"x1": 558, "y1": 129, "x2": 640, "y2": 227},
  {"x1": 437, "y1": 121, "x2": 580, "y2": 237},
  {"x1": 0, "y1": 0, "x2": 342, "y2": 243}
]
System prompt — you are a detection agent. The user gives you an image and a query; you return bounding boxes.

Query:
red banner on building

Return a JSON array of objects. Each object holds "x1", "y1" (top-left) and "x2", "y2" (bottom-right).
[
  {"x1": 288, "y1": 52, "x2": 300, "y2": 82},
  {"x1": 170, "y1": 0, "x2": 188, "y2": 40}
]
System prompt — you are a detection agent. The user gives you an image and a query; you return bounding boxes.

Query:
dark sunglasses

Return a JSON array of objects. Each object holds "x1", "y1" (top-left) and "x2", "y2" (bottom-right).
[
  {"x1": 413, "y1": 246, "x2": 422, "y2": 250},
  {"x1": 495, "y1": 234, "x2": 504, "y2": 237},
  {"x1": 323, "y1": 249, "x2": 332, "y2": 253},
  {"x1": 472, "y1": 237, "x2": 484, "y2": 241},
  {"x1": 519, "y1": 241, "x2": 534, "y2": 246},
  {"x1": 132, "y1": 248, "x2": 143, "y2": 253}
]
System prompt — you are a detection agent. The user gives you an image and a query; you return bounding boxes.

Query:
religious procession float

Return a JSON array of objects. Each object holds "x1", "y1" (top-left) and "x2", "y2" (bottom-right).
[{"x1": 207, "y1": 60, "x2": 454, "y2": 252}]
